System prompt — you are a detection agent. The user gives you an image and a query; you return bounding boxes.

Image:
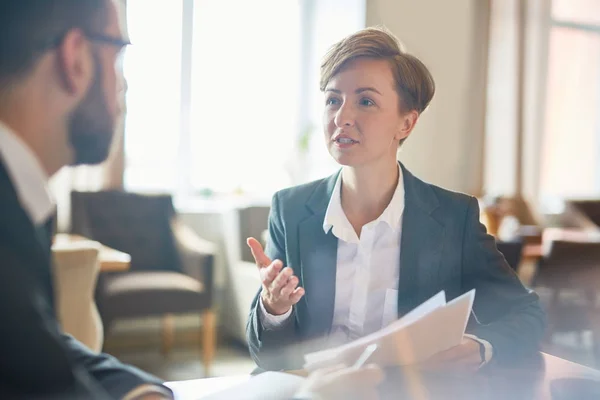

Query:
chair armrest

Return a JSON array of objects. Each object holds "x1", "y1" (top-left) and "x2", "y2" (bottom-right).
[{"x1": 171, "y1": 218, "x2": 217, "y2": 302}]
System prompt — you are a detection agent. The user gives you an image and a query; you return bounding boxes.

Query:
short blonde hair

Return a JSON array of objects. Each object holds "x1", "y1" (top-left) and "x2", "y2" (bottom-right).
[{"x1": 320, "y1": 27, "x2": 435, "y2": 115}]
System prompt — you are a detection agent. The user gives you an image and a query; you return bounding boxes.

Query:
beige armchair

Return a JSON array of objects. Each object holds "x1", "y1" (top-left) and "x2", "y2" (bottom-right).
[
  {"x1": 52, "y1": 241, "x2": 104, "y2": 352},
  {"x1": 70, "y1": 190, "x2": 218, "y2": 375}
]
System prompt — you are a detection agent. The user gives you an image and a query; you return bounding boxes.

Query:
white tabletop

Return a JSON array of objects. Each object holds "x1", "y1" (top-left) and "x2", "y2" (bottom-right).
[{"x1": 166, "y1": 375, "x2": 250, "y2": 400}]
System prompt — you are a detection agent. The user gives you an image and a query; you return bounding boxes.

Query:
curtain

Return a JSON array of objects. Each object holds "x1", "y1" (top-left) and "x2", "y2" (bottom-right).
[
  {"x1": 484, "y1": 0, "x2": 551, "y2": 200},
  {"x1": 483, "y1": 0, "x2": 551, "y2": 225}
]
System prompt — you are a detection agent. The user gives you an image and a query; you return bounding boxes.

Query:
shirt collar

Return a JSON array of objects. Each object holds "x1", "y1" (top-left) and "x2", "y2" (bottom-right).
[
  {"x1": 323, "y1": 163, "x2": 405, "y2": 243},
  {"x1": 0, "y1": 121, "x2": 55, "y2": 225}
]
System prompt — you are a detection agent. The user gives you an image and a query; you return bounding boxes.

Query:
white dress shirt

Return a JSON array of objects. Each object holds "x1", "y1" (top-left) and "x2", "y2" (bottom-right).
[
  {"x1": 321, "y1": 165, "x2": 404, "y2": 344},
  {"x1": 0, "y1": 122, "x2": 171, "y2": 400},
  {"x1": 260, "y1": 163, "x2": 493, "y2": 364},
  {"x1": 0, "y1": 122, "x2": 55, "y2": 225}
]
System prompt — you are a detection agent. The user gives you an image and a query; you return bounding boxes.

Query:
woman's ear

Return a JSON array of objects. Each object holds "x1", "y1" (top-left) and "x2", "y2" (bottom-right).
[{"x1": 395, "y1": 110, "x2": 419, "y2": 142}]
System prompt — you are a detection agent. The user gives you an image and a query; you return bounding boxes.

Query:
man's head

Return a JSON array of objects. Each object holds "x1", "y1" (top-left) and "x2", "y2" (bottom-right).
[{"x1": 0, "y1": 0, "x2": 128, "y2": 172}]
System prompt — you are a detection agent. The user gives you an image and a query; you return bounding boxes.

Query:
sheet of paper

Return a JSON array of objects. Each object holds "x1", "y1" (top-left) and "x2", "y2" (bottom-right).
[
  {"x1": 303, "y1": 290, "x2": 475, "y2": 370},
  {"x1": 389, "y1": 290, "x2": 447, "y2": 328},
  {"x1": 303, "y1": 291, "x2": 447, "y2": 367},
  {"x1": 194, "y1": 372, "x2": 306, "y2": 400},
  {"x1": 390, "y1": 289, "x2": 475, "y2": 365}
]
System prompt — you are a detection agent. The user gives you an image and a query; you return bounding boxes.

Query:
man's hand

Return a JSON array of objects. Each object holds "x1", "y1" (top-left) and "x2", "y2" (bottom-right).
[
  {"x1": 297, "y1": 364, "x2": 384, "y2": 400},
  {"x1": 247, "y1": 237, "x2": 305, "y2": 316},
  {"x1": 418, "y1": 336, "x2": 482, "y2": 374}
]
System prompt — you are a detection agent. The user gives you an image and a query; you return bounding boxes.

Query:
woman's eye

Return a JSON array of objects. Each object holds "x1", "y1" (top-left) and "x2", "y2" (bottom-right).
[
  {"x1": 360, "y1": 98, "x2": 375, "y2": 107},
  {"x1": 326, "y1": 97, "x2": 340, "y2": 106}
]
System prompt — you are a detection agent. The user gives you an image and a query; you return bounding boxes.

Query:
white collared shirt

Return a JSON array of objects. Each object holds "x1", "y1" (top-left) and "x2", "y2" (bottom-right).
[
  {"x1": 0, "y1": 122, "x2": 54, "y2": 225},
  {"x1": 322, "y1": 164, "x2": 404, "y2": 344}
]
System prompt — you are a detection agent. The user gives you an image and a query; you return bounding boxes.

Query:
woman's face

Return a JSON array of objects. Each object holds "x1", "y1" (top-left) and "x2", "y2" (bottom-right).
[{"x1": 323, "y1": 57, "x2": 415, "y2": 168}]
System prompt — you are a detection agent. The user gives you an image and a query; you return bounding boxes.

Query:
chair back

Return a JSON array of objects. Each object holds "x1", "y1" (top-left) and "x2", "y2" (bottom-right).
[
  {"x1": 71, "y1": 191, "x2": 182, "y2": 272},
  {"x1": 536, "y1": 240, "x2": 600, "y2": 290},
  {"x1": 569, "y1": 200, "x2": 600, "y2": 228},
  {"x1": 238, "y1": 206, "x2": 270, "y2": 263},
  {"x1": 52, "y1": 242, "x2": 103, "y2": 352},
  {"x1": 496, "y1": 239, "x2": 524, "y2": 271}
]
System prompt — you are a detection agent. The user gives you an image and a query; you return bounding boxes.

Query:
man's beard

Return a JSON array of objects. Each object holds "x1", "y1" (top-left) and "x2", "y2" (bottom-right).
[{"x1": 68, "y1": 54, "x2": 115, "y2": 166}]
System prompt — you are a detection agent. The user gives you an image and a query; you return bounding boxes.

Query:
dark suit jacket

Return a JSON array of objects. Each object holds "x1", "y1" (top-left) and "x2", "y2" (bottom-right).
[
  {"x1": 247, "y1": 163, "x2": 545, "y2": 370},
  {"x1": 0, "y1": 160, "x2": 168, "y2": 399}
]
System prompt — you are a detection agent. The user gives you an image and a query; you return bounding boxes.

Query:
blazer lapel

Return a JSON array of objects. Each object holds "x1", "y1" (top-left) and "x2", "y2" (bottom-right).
[
  {"x1": 297, "y1": 172, "x2": 339, "y2": 338},
  {"x1": 398, "y1": 164, "x2": 445, "y2": 316},
  {"x1": 0, "y1": 161, "x2": 54, "y2": 305}
]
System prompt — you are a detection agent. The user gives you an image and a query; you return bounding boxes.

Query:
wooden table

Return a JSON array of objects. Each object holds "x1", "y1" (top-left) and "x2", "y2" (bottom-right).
[
  {"x1": 166, "y1": 353, "x2": 600, "y2": 399},
  {"x1": 52, "y1": 234, "x2": 131, "y2": 272}
]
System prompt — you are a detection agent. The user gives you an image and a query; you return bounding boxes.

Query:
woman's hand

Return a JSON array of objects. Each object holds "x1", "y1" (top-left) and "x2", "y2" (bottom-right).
[
  {"x1": 247, "y1": 237, "x2": 305, "y2": 316},
  {"x1": 417, "y1": 336, "x2": 483, "y2": 374}
]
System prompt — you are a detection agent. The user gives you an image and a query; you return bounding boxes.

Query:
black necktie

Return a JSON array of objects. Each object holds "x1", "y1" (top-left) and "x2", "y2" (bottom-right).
[
  {"x1": 33, "y1": 209, "x2": 58, "y2": 312},
  {"x1": 36, "y1": 209, "x2": 57, "y2": 251}
]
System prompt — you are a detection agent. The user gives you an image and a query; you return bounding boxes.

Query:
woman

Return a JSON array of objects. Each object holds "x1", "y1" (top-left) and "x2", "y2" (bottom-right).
[{"x1": 246, "y1": 27, "x2": 544, "y2": 372}]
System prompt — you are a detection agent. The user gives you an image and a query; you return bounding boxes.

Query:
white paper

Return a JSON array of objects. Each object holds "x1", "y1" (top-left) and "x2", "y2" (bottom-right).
[
  {"x1": 303, "y1": 291, "x2": 448, "y2": 367},
  {"x1": 303, "y1": 290, "x2": 475, "y2": 371},
  {"x1": 193, "y1": 372, "x2": 306, "y2": 400}
]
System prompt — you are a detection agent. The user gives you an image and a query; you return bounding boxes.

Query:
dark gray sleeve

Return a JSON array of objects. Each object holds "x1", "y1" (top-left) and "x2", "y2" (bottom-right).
[
  {"x1": 0, "y1": 245, "x2": 169, "y2": 399},
  {"x1": 246, "y1": 192, "x2": 302, "y2": 370},
  {"x1": 62, "y1": 334, "x2": 168, "y2": 399},
  {"x1": 461, "y1": 197, "x2": 546, "y2": 364}
]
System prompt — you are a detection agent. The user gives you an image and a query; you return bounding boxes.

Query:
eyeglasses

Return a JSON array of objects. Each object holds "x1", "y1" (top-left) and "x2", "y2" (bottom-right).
[
  {"x1": 86, "y1": 33, "x2": 131, "y2": 49},
  {"x1": 40, "y1": 31, "x2": 131, "y2": 52}
]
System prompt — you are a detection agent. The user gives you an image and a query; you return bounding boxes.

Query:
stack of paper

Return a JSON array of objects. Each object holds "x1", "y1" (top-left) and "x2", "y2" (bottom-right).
[{"x1": 303, "y1": 289, "x2": 475, "y2": 371}]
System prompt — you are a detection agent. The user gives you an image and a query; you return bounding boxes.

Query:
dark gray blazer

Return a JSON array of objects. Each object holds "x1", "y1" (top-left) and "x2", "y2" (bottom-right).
[
  {"x1": 247, "y1": 163, "x2": 545, "y2": 371},
  {"x1": 0, "y1": 160, "x2": 168, "y2": 399}
]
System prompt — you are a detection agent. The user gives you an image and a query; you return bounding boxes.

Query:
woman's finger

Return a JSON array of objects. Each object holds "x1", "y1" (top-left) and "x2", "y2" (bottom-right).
[
  {"x1": 289, "y1": 287, "x2": 305, "y2": 304},
  {"x1": 270, "y1": 267, "x2": 294, "y2": 294},
  {"x1": 280, "y1": 276, "x2": 299, "y2": 298},
  {"x1": 247, "y1": 237, "x2": 271, "y2": 268},
  {"x1": 260, "y1": 260, "x2": 283, "y2": 287}
]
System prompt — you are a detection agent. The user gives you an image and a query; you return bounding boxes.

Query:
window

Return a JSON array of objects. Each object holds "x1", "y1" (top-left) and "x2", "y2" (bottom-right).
[
  {"x1": 539, "y1": 0, "x2": 600, "y2": 199},
  {"x1": 124, "y1": 0, "x2": 365, "y2": 200},
  {"x1": 124, "y1": 0, "x2": 183, "y2": 193},
  {"x1": 483, "y1": 0, "x2": 520, "y2": 198},
  {"x1": 484, "y1": 0, "x2": 600, "y2": 211}
]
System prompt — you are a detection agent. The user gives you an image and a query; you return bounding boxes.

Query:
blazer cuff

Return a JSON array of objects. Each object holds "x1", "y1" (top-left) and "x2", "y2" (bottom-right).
[
  {"x1": 259, "y1": 297, "x2": 293, "y2": 330},
  {"x1": 464, "y1": 334, "x2": 494, "y2": 366}
]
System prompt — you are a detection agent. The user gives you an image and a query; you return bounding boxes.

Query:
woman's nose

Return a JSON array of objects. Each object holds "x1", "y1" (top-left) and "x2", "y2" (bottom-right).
[{"x1": 334, "y1": 103, "x2": 355, "y2": 128}]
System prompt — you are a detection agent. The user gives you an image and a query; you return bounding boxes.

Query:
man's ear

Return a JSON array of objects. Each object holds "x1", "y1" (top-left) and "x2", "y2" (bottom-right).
[
  {"x1": 55, "y1": 29, "x2": 94, "y2": 98},
  {"x1": 395, "y1": 110, "x2": 419, "y2": 142}
]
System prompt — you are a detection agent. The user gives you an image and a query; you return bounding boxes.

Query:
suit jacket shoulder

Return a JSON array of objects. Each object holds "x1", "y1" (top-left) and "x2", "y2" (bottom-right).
[
  {"x1": 409, "y1": 171, "x2": 475, "y2": 210},
  {"x1": 275, "y1": 175, "x2": 332, "y2": 208}
]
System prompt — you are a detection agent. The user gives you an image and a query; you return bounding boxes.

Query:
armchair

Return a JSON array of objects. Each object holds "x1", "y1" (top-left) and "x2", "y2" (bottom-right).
[{"x1": 71, "y1": 190, "x2": 217, "y2": 375}]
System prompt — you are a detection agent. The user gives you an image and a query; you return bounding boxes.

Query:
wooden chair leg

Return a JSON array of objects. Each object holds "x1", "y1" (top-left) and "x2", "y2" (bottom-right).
[
  {"x1": 202, "y1": 309, "x2": 217, "y2": 377},
  {"x1": 161, "y1": 314, "x2": 175, "y2": 356}
]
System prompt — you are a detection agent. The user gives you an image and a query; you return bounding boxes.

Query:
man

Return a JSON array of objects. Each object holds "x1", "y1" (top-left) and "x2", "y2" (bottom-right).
[
  {"x1": 0, "y1": 1, "x2": 381, "y2": 399},
  {"x1": 0, "y1": 0, "x2": 175, "y2": 398}
]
